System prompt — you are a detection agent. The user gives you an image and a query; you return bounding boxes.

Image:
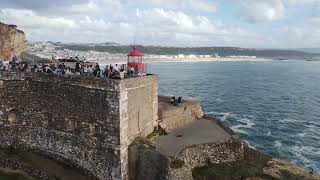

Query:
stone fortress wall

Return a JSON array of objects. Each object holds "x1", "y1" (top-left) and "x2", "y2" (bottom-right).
[{"x1": 0, "y1": 72, "x2": 158, "y2": 180}]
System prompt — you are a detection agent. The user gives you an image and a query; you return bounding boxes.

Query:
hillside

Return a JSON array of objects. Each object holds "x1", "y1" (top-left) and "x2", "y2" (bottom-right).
[{"x1": 54, "y1": 43, "x2": 320, "y2": 59}]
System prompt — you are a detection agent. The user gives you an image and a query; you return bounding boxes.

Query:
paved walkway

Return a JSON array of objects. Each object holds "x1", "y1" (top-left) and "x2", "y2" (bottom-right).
[{"x1": 155, "y1": 119, "x2": 231, "y2": 156}]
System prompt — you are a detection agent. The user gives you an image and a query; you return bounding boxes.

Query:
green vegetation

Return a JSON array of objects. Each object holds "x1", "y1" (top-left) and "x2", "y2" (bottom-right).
[
  {"x1": 146, "y1": 126, "x2": 168, "y2": 141},
  {"x1": 192, "y1": 146, "x2": 275, "y2": 180},
  {"x1": 170, "y1": 158, "x2": 185, "y2": 169},
  {"x1": 131, "y1": 127, "x2": 168, "y2": 149},
  {"x1": 0, "y1": 171, "x2": 33, "y2": 180},
  {"x1": 131, "y1": 137, "x2": 155, "y2": 150}
]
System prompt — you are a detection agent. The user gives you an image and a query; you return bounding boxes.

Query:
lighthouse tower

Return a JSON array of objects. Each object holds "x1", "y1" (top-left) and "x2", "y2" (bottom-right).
[{"x1": 127, "y1": 44, "x2": 146, "y2": 75}]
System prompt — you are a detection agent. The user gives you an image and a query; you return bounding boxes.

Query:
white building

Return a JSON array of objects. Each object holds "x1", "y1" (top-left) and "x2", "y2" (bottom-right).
[{"x1": 178, "y1": 54, "x2": 185, "y2": 58}]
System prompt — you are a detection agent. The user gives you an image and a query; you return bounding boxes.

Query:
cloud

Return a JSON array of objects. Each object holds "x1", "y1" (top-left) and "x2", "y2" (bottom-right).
[
  {"x1": 0, "y1": 9, "x2": 76, "y2": 29},
  {"x1": 130, "y1": 8, "x2": 264, "y2": 46},
  {"x1": 288, "y1": 0, "x2": 320, "y2": 14},
  {"x1": 0, "y1": 0, "x2": 88, "y2": 11},
  {"x1": 131, "y1": 0, "x2": 217, "y2": 12},
  {"x1": 1, "y1": 0, "x2": 318, "y2": 48},
  {"x1": 0, "y1": 4, "x2": 265, "y2": 47},
  {"x1": 64, "y1": 1, "x2": 99, "y2": 14},
  {"x1": 235, "y1": 0, "x2": 286, "y2": 23},
  {"x1": 288, "y1": 0, "x2": 319, "y2": 5}
]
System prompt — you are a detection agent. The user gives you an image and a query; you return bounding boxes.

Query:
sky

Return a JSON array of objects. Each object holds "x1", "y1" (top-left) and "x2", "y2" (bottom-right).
[{"x1": 0, "y1": 0, "x2": 320, "y2": 48}]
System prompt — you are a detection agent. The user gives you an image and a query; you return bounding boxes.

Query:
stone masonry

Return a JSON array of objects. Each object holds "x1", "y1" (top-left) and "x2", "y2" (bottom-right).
[{"x1": 0, "y1": 72, "x2": 158, "y2": 180}]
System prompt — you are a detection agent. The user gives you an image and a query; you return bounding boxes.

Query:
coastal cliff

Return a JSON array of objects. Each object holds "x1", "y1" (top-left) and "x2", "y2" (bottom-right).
[
  {"x1": 129, "y1": 98, "x2": 320, "y2": 180},
  {"x1": 0, "y1": 23, "x2": 319, "y2": 180},
  {"x1": 0, "y1": 22, "x2": 28, "y2": 60}
]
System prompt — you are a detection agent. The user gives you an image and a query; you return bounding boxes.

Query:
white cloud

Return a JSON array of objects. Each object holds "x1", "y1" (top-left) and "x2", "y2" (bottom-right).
[
  {"x1": 133, "y1": 8, "x2": 264, "y2": 46},
  {"x1": 5, "y1": 0, "x2": 318, "y2": 47},
  {"x1": 288, "y1": 0, "x2": 319, "y2": 5},
  {"x1": 0, "y1": 9, "x2": 76, "y2": 29},
  {"x1": 0, "y1": 5, "x2": 265, "y2": 47},
  {"x1": 134, "y1": 0, "x2": 217, "y2": 12},
  {"x1": 64, "y1": 1, "x2": 99, "y2": 14},
  {"x1": 236, "y1": 0, "x2": 286, "y2": 22}
]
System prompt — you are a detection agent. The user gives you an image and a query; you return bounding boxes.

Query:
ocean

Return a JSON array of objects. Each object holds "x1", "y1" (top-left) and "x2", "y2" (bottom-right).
[{"x1": 148, "y1": 59, "x2": 320, "y2": 174}]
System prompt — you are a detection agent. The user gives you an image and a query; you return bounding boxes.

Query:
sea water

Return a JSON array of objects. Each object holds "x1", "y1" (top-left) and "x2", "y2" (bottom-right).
[{"x1": 148, "y1": 59, "x2": 320, "y2": 174}]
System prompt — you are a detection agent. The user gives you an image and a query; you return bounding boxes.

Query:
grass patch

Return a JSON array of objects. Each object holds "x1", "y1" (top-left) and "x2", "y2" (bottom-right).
[
  {"x1": 0, "y1": 170, "x2": 33, "y2": 180},
  {"x1": 192, "y1": 146, "x2": 275, "y2": 180},
  {"x1": 170, "y1": 158, "x2": 185, "y2": 169},
  {"x1": 146, "y1": 126, "x2": 168, "y2": 141},
  {"x1": 131, "y1": 137, "x2": 155, "y2": 150}
]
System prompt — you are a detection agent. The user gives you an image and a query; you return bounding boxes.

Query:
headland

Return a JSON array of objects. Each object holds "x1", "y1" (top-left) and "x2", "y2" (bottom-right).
[{"x1": 0, "y1": 22, "x2": 319, "y2": 180}]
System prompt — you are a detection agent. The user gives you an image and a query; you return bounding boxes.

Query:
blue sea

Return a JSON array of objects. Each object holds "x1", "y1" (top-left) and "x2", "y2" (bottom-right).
[{"x1": 148, "y1": 60, "x2": 320, "y2": 174}]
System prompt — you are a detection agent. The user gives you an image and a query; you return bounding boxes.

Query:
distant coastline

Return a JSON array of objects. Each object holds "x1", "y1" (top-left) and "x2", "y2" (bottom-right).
[
  {"x1": 85, "y1": 57, "x2": 273, "y2": 65},
  {"x1": 144, "y1": 57, "x2": 272, "y2": 63}
]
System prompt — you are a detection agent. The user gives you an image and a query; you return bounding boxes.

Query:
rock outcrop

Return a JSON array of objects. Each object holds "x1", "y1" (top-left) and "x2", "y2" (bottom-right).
[
  {"x1": 158, "y1": 96, "x2": 204, "y2": 132},
  {"x1": 129, "y1": 97, "x2": 320, "y2": 180},
  {"x1": 0, "y1": 22, "x2": 28, "y2": 60},
  {"x1": 192, "y1": 145, "x2": 320, "y2": 180}
]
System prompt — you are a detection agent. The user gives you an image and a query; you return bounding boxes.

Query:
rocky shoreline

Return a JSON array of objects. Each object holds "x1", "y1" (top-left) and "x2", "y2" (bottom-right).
[
  {"x1": 129, "y1": 114, "x2": 319, "y2": 180},
  {"x1": 0, "y1": 22, "x2": 319, "y2": 180},
  {"x1": 0, "y1": 97, "x2": 319, "y2": 180}
]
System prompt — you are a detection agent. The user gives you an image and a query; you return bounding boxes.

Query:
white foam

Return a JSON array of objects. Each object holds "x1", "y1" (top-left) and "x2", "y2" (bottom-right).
[
  {"x1": 290, "y1": 145, "x2": 320, "y2": 174},
  {"x1": 297, "y1": 132, "x2": 307, "y2": 137},
  {"x1": 266, "y1": 131, "x2": 272, "y2": 136},
  {"x1": 244, "y1": 140, "x2": 256, "y2": 150},
  {"x1": 230, "y1": 118, "x2": 255, "y2": 135},
  {"x1": 218, "y1": 112, "x2": 233, "y2": 121},
  {"x1": 274, "y1": 140, "x2": 283, "y2": 148},
  {"x1": 303, "y1": 124, "x2": 320, "y2": 135},
  {"x1": 206, "y1": 112, "x2": 233, "y2": 122},
  {"x1": 279, "y1": 118, "x2": 301, "y2": 123}
]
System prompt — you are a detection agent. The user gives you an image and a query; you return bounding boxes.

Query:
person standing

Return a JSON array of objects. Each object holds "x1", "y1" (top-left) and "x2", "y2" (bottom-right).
[
  {"x1": 104, "y1": 65, "x2": 109, "y2": 79},
  {"x1": 94, "y1": 63, "x2": 101, "y2": 77}
]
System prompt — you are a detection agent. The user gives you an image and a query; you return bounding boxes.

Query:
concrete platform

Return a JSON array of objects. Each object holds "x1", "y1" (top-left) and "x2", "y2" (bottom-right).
[{"x1": 155, "y1": 118, "x2": 232, "y2": 156}]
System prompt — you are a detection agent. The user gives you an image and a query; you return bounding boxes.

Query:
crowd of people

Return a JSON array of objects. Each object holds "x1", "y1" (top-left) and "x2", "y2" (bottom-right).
[
  {"x1": 0, "y1": 57, "x2": 28, "y2": 72},
  {"x1": 0, "y1": 59, "x2": 141, "y2": 79}
]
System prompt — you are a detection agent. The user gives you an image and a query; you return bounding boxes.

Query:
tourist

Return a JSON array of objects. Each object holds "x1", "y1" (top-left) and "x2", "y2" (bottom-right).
[
  {"x1": 80, "y1": 64, "x2": 84, "y2": 76},
  {"x1": 103, "y1": 65, "x2": 109, "y2": 79},
  {"x1": 170, "y1": 96, "x2": 176, "y2": 105},
  {"x1": 83, "y1": 65, "x2": 89, "y2": 76},
  {"x1": 134, "y1": 66, "x2": 139, "y2": 76},
  {"x1": 0, "y1": 61, "x2": 5, "y2": 71},
  {"x1": 9, "y1": 58, "x2": 17, "y2": 71},
  {"x1": 114, "y1": 64, "x2": 119, "y2": 72},
  {"x1": 120, "y1": 64, "x2": 125, "y2": 72},
  {"x1": 66, "y1": 68, "x2": 72, "y2": 76},
  {"x1": 46, "y1": 66, "x2": 52, "y2": 73},
  {"x1": 61, "y1": 64, "x2": 66, "y2": 75},
  {"x1": 88, "y1": 65, "x2": 93, "y2": 76},
  {"x1": 32, "y1": 63, "x2": 38, "y2": 73},
  {"x1": 112, "y1": 69, "x2": 120, "y2": 79},
  {"x1": 0, "y1": 58, "x2": 133, "y2": 80},
  {"x1": 75, "y1": 62, "x2": 80, "y2": 73}
]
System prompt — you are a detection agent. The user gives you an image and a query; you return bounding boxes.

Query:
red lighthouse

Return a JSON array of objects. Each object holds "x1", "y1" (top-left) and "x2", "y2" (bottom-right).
[{"x1": 127, "y1": 44, "x2": 146, "y2": 75}]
